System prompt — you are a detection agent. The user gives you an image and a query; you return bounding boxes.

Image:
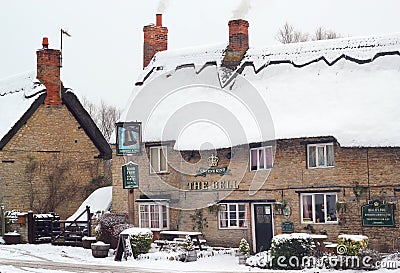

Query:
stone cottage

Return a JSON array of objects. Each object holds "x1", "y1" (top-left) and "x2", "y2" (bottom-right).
[
  {"x1": 111, "y1": 15, "x2": 400, "y2": 252},
  {"x1": 0, "y1": 38, "x2": 112, "y2": 219}
]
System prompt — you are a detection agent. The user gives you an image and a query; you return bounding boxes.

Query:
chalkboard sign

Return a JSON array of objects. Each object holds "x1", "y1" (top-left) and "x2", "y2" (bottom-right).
[{"x1": 282, "y1": 221, "x2": 294, "y2": 233}]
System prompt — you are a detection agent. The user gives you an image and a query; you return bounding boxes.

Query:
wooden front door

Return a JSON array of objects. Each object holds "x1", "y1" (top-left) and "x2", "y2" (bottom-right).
[{"x1": 254, "y1": 204, "x2": 274, "y2": 252}]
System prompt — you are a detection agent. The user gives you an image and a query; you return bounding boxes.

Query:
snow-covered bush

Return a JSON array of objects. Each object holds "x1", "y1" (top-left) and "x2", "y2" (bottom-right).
[
  {"x1": 357, "y1": 248, "x2": 381, "y2": 270},
  {"x1": 239, "y1": 238, "x2": 250, "y2": 255},
  {"x1": 96, "y1": 212, "x2": 128, "y2": 248},
  {"x1": 270, "y1": 233, "x2": 313, "y2": 270},
  {"x1": 121, "y1": 228, "x2": 153, "y2": 259},
  {"x1": 337, "y1": 234, "x2": 368, "y2": 256},
  {"x1": 112, "y1": 223, "x2": 135, "y2": 237},
  {"x1": 182, "y1": 235, "x2": 195, "y2": 251}
]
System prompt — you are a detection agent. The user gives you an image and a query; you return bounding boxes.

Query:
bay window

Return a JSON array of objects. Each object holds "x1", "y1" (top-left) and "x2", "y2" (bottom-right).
[{"x1": 139, "y1": 202, "x2": 169, "y2": 230}]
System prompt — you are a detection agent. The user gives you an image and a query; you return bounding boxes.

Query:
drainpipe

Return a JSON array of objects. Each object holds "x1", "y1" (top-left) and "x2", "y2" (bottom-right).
[{"x1": 1, "y1": 203, "x2": 5, "y2": 237}]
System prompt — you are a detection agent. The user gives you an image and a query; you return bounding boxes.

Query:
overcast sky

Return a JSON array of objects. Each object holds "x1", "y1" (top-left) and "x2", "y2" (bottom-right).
[{"x1": 1, "y1": 0, "x2": 399, "y2": 108}]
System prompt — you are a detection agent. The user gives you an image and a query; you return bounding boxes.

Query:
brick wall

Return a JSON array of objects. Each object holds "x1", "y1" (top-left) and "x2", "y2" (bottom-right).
[
  {"x1": 0, "y1": 105, "x2": 107, "y2": 219},
  {"x1": 111, "y1": 138, "x2": 400, "y2": 251}
]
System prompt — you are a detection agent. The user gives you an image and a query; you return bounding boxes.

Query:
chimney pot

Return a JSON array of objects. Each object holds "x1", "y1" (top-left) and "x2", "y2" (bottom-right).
[
  {"x1": 156, "y1": 14, "x2": 162, "y2": 27},
  {"x1": 42, "y1": 37, "x2": 49, "y2": 49}
]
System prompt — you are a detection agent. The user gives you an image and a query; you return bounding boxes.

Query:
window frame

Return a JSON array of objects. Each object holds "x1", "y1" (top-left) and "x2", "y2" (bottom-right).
[
  {"x1": 149, "y1": 145, "x2": 168, "y2": 174},
  {"x1": 218, "y1": 203, "x2": 247, "y2": 229},
  {"x1": 307, "y1": 143, "x2": 334, "y2": 169},
  {"x1": 300, "y1": 193, "x2": 338, "y2": 224},
  {"x1": 249, "y1": 146, "x2": 274, "y2": 171},
  {"x1": 138, "y1": 202, "x2": 170, "y2": 230}
]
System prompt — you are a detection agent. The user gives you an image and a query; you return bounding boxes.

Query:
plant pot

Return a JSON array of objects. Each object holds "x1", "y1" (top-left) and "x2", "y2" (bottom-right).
[
  {"x1": 4, "y1": 232, "x2": 21, "y2": 245},
  {"x1": 185, "y1": 250, "x2": 197, "y2": 262},
  {"x1": 82, "y1": 237, "x2": 97, "y2": 249},
  {"x1": 238, "y1": 253, "x2": 248, "y2": 265},
  {"x1": 91, "y1": 242, "x2": 110, "y2": 258}
]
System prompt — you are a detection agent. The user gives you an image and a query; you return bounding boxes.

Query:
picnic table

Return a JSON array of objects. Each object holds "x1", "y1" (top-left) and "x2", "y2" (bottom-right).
[
  {"x1": 156, "y1": 230, "x2": 205, "y2": 251},
  {"x1": 310, "y1": 234, "x2": 328, "y2": 253}
]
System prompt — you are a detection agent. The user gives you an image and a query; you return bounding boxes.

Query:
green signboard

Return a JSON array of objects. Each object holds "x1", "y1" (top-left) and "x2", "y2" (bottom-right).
[
  {"x1": 194, "y1": 167, "x2": 231, "y2": 177},
  {"x1": 361, "y1": 200, "x2": 395, "y2": 227},
  {"x1": 282, "y1": 221, "x2": 294, "y2": 233},
  {"x1": 122, "y1": 162, "x2": 139, "y2": 189}
]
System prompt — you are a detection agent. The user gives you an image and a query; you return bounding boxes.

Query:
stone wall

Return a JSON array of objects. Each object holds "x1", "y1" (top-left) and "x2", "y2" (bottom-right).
[
  {"x1": 0, "y1": 104, "x2": 107, "y2": 219},
  {"x1": 111, "y1": 138, "x2": 400, "y2": 251}
]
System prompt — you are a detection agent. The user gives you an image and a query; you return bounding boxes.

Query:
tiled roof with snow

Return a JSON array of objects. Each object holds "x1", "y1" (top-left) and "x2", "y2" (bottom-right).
[
  {"x1": 119, "y1": 33, "x2": 400, "y2": 148},
  {"x1": 0, "y1": 71, "x2": 46, "y2": 143}
]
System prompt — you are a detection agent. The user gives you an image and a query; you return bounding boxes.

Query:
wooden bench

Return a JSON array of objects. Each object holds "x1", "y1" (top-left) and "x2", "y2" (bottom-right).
[{"x1": 159, "y1": 231, "x2": 205, "y2": 250}]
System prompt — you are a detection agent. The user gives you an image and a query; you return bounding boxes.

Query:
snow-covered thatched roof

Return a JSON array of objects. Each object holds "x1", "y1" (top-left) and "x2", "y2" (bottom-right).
[
  {"x1": 0, "y1": 71, "x2": 112, "y2": 159},
  {"x1": 0, "y1": 71, "x2": 46, "y2": 142},
  {"x1": 115, "y1": 33, "x2": 400, "y2": 150}
]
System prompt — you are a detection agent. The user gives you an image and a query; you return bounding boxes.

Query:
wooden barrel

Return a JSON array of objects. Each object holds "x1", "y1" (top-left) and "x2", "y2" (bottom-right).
[
  {"x1": 185, "y1": 250, "x2": 197, "y2": 262},
  {"x1": 91, "y1": 242, "x2": 110, "y2": 258}
]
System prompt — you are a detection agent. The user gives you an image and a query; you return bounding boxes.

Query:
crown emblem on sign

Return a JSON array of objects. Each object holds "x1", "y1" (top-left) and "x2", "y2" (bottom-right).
[{"x1": 207, "y1": 154, "x2": 219, "y2": 167}]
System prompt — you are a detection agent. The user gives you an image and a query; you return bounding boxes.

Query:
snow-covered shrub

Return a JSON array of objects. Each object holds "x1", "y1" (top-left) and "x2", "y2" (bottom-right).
[
  {"x1": 121, "y1": 228, "x2": 153, "y2": 259},
  {"x1": 182, "y1": 235, "x2": 195, "y2": 251},
  {"x1": 97, "y1": 212, "x2": 128, "y2": 248},
  {"x1": 270, "y1": 233, "x2": 313, "y2": 270},
  {"x1": 112, "y1": 223, "x2": 135, "y2": 238},
  {"x1": 337, "y1": 234, "x2": 368, "y2": 256},
  {"x1": 357, "y1": 248, "x2": 381, "y2": 270},
  {"x1": 239, "y1": 238, "x2": 250, "y2": 255}
]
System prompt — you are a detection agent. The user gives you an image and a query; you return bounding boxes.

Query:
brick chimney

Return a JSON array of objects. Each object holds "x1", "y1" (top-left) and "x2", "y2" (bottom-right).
[
  {"x1": 222, "y1": 19, "x2": 249, "y2": 69},
  {"x1": 143, "y1": 14, "x2": 168, "y2": 69},
  {"x1": 36, "y1": 37, "x2": 62, "y2": 106}
]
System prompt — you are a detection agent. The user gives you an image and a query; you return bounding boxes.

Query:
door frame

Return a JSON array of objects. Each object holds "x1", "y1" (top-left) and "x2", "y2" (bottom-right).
[{"x1": 251, "y1": 202, "x2": 275, "y2": 253}]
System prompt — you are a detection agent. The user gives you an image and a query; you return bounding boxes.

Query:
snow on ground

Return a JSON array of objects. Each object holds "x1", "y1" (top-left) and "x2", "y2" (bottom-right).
[{"x1": 0, "y1": 242, "x2": 399, "y2": 272}]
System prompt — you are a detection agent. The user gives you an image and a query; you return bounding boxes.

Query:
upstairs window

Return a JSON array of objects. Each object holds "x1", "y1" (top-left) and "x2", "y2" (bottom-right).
[
  {"x1": 250, "y1": 146, "x2": 273, "y2": 171},
  {"x1": 150, "y1": 146, "x2": 167, "y2": 173},
  {"x1": 307, "y1": 143, "x2": 334, "y2": 168}
]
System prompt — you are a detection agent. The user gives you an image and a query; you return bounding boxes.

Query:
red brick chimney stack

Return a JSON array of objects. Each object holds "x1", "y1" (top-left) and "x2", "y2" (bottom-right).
[
  {"x1": 37, "y1": 37, "x2": 62, "y2": 106},
  {"x1": 222, "y1": 19, "x2": 250, "y2": 69},
  {"x1": 143, "y1": 14, "x2": 168, "y2": 69},
  {"x1": 228, "y1": 19, "x2": 249, "y2": 51}
]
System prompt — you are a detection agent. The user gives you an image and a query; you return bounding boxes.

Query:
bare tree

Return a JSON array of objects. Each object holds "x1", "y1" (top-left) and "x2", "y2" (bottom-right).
[
  {"x1": 276, "y1": 23, "x2": 343, "y2": 44},
  {"x1": 313, "y1": 27, "x2": 341, "y2": 41},
  {"x1": 276, "y1": 22, "x2": 309, "y2": 44},
  {"x1": 82, "y1": 97, "x2": 120, "y2": 141}
]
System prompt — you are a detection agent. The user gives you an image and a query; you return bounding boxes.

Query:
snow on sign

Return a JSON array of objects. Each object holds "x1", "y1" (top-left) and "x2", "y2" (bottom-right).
[{"x1": 122, "y1": 162, "x2": 139, "y2": 189}]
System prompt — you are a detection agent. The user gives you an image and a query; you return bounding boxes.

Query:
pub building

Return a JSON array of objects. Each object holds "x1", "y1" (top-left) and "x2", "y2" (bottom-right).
[{"x1": 111, "y1": 14, "x2": 400, "y2": 252}]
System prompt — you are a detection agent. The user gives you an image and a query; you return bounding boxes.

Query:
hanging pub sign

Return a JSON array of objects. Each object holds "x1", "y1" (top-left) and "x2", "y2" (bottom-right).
[
  {"x1": 122, "y1": 162, "x2": 139, "y2": 189},
  {"x1": 361, "y1": 200, "x2": 395, "y2": 227},
  {"x1": 116, "y1": 122, "x2": 141, "y2": 155}
]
